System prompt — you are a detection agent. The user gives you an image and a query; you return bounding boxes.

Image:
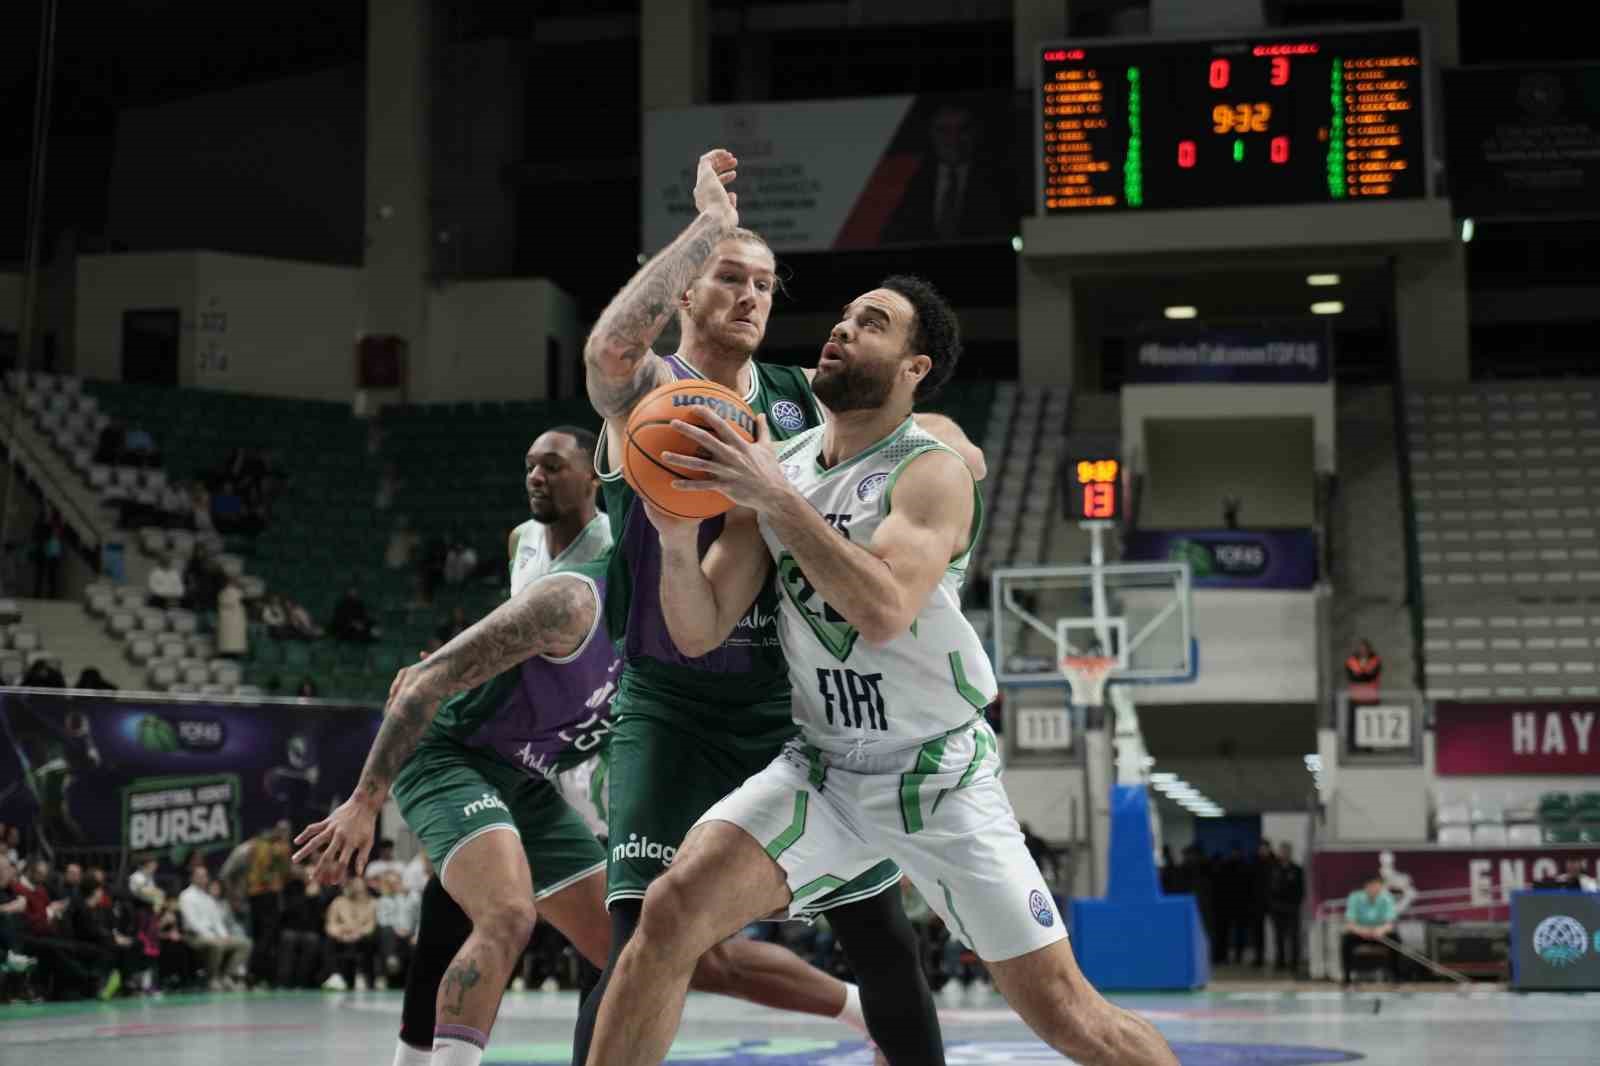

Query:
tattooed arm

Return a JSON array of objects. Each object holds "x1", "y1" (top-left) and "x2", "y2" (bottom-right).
[
  {"x1": 586, "y1": 149, "x2": 741, "y2": 467},
  {"x1": 292, "y1": 574, "x2": 597, "y2": 883}
]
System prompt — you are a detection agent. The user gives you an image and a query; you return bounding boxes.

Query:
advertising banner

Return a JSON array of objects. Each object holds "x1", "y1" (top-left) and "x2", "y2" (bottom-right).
[
  {"x1": 1444, "y1": 65, "x2": 1600, "y2": 219},
  {"x1": 1510, "y1": 890, "x2": 1600, "y2": 990},
  {"x1": 1434, "y1": 702, "x2": 1600, "y2": 776},
  {"x1": 642, "y1": 93, "x2": 1025, "y2": 253},
  {"x1": 1127, "y1": 326, "x2": 1331, "y2": 384},
  {"x1": 1312, "y1": 847, "x2": 1600, "y2": 922},
  {"x1": 0, "y1": 691, "x2": 380, "y2": 863},
  {"x1": 1124, "y1": 529, "x2": 1317, "y2": 588}
]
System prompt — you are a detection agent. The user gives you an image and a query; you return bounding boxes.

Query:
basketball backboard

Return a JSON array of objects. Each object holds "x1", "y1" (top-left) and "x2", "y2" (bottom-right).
[{"x1": 990, "y1": 561, "x2": 1197, "y2": 690}]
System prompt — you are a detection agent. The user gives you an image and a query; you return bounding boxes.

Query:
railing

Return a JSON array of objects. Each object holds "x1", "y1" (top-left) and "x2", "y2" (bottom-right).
[
  {"x1": 0, "y1": 391, "x2": 108, "y2": 553},
  {"x1": 1389, "y1": 381, "x2": 1426, "y2": 693}
]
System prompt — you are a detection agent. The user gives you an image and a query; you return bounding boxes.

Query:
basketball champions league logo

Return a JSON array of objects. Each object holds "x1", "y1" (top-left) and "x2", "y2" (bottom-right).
[
  {"x1": 1531, "y1": 914, "x2": 1589, "y2": 967},
  {"x1": 771, "y1": 399, "x2": 806, "y2": 432}
]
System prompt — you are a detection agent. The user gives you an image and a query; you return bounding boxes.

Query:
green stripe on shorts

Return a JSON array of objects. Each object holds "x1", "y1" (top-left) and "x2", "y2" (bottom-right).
[
  {"x1": 765, "y1": 791, "x2": 808, "y2": 861},
  {"x1": 899, "y1": 735, "x2": 950, "y2": 834},
  {"x1": 792, "y1": 873, "x2": 847, "y2": 903}
]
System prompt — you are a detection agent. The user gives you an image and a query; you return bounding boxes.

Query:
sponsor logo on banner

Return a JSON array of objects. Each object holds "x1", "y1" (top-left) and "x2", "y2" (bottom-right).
[
  {"x1": 771, "y1": 400, "x2": 806, "y2": 432},
  {"x1": 122, "y1": 774, "x2": 241, "y2": 861},
  {"x1": 1434, "y1": 702, "x2": 1600, "y2": 776},
  {"x1": 1125, "y1": 529, "x2": 1316, "y2": 589},
  {"x1": 1532, "y1": 915, "x2": 1589, "y2": 967},
  {"x1": 1028, "y1": 889, "x2": 1055, "y2": 928},
  {"x1": 856, "y1": 472, "x2": 889, "y2": 503}
]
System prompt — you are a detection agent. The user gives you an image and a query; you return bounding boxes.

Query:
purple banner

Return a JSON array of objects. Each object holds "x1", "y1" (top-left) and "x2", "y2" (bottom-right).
[
  {"x1": 1126, "y1": 529, "x2": 1318, "y2": 588},
  {"x1": 0, "y1": 691, "x2": 380, "y2": 863},
  {"x1": 1129, "y1": 326, "x2": 1331, "y2": 384}
]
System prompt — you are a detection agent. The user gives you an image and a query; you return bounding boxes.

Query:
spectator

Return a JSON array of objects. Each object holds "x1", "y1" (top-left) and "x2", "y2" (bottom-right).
[
  {"x1": 277, "y1": 867, "x2": 330, "y2": 988},
  {"x1": 375, "y1": 462, "x2": 402, "y2": 512},
  {"x1": 210, "y1": 481, "x2": 247, "y2": 535},
  {"x1": 154, "y1": 895, "x2": 196, "y2": 989},
  {"x1": 364, "y1": 840, "x2": 403, "y2": 884},
  {"x1": 3, "y1": 826, "x2": 19, "y2": 864},
  {"x1": 127, "y1": 858, "x2": 163, "y2": 907},
  {"x1": 147, "y1": 554, "x2": 186, "y2": 609},
  {"x1": 1222, "y1": 496, "x2": 1242, "y2": 529},
  {"x1": 1345, "y1": 638, "x2": 1382, "y2": 704},
  {"x1": 183, "y1": 547, "x2": 224, "y2": 612},
  {"x1": 32, "y1": 509, "x2": 65, "y2": 599},
  {"x1": 401, "y1": 850, "x2": 432, "y2": 895},
  {"x1": 74, "y1": 668, "x2": 117, "y2": 690},
  {"x1": 330, "y1": 587, "x2": 377, "y2": 644},
  {"x1": 374, "y1": 873, "x2": 418, "y2": 985},
  {"x1": 244, "y1": 822, "x2": 292, "y2": 986},
  {"x1": 435, "y1": 606, "x2": 469, "y2": 646},
  {"x1": 385, "y1": 516, "x2": 419, "y2": 570},
  {"x1": 295, "y1": 677, "x2": 319, "y2": 699},
  {"x1": 1341, "y1": 875, "x2": 1401, "y2": 985},
  {"x1": 94, "y1": 421, "x2": 125, "y2": 466},
  {"x1": 59, "y1": 863, "x2": 83, "y2": 902},
  {"x1": 321, "y1": 878, "x2": 378, "y2": 991},
  {"x1": 191, "y1": 484, "x2": 216, "y2": 534},
  {"x1": 22, "y1": 658, "x2": 66, "y2": 688},
  {"x1": 178, "y1": 864, "x2": 249, "y2": 985},
  {"x1": 1214, "y1": 846, "x2": 1248, "y2": 964},
  {"x1": 1557, "y1": 858, "x2": 1598, "y2": 892},
  {"x1": 1269, "y1": 842, "x2": 1306, "y2": 973},
  {"x1": 217, "y1": 578, "x2": 248, "y2": 658},
  {"x1": 159, "y1": 479, "x2": 191, "y2": 528},
  {"x1": 123, "y1": 424, "x2": 160, "y2": 467},
  {"x1": 443, "y1": 536, "x2": 477, "y2": 586},
  {"x1": 1248, "y1": 842, "x2": 1274, "y2": 967},
  {"x1": 68, "y1": 873, "x2": 144, "y2": 999},
  {"x1": 0, "y1": 856, "x2": 39, "y2": 978}
]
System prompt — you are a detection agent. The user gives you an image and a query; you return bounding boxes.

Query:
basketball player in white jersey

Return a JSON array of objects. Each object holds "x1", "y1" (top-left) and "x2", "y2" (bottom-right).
[{"x1": 585, "y1": 276, "x2": 1179, "y2": 1066}]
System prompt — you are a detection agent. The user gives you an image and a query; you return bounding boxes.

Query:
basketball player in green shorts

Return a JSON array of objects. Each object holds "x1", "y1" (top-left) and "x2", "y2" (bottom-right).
[{"x1": 571, "y1": 148, "x2": 984, "y2": 1064}]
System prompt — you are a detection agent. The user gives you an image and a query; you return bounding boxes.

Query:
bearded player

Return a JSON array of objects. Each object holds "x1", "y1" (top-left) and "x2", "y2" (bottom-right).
[{"x1": 587, "y1": 276, "x2": 1180, "y2": 1066}]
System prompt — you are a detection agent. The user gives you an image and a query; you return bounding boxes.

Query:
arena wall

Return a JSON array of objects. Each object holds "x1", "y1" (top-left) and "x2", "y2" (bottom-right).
[
  {"x1": 420, "y1": 279, "x2": 576, "y2": 404},
  {"x1": 1122, "y1": 383, "x2": 1336, "y2": 473},
  {"x1": 1134, "y1": 590, "x2": 1319, "y2": 704},
  {"x1": 0, "y1": 271, "x2": 18, "y2": 333},
  {"x1": 1142, "y1": 416, "x2": 1315, "y2": 527}
]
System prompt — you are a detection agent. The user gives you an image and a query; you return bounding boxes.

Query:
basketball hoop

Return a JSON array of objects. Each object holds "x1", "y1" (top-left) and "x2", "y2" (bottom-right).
[{"x1": 1060, "y1": 654, "x2": 1116, "y2": 708}]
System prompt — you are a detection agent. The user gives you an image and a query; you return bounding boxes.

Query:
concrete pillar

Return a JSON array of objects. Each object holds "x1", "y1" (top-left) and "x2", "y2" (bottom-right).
[
  {"x1": 1013, "y1": 0, "x2": 1069, "y2": 90},
  {"x1": 1396, "y1": 244, "x2": 1470, "y2": 383},
  {"x1": 365, "y1": 0, "x2": 433, "y2": 391},
  {"x1": 1018, "y1": 256, "x2": 1076, "y2": 390},
  {"x1": 1150, "y1": 0, "x2": 1262, "y2": 34},
  {"x1": 1405, "y1": 0, "x2": 1460, "y2": 65},
  {"x1": 641, "y1": 0, "x2": 708, "y2": 112}
]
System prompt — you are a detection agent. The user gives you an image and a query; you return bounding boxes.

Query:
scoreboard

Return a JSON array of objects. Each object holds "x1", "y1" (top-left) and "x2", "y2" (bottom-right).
[
  {"x1": 1071, "y1": 457, "x2": 1123, "y2": 523},
  {"x1": 1038, "y1": 26, "x2": 1428, "y2": 213}
]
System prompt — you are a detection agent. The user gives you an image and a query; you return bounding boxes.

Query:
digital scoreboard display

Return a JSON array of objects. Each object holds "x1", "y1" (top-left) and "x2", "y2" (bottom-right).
[
  {"x1": 1039, "y1": 26, "x2": 1428, "y2": 213},
  {"x1": 1072, "y1": 458, "x2": 1122, "y2": 523}
]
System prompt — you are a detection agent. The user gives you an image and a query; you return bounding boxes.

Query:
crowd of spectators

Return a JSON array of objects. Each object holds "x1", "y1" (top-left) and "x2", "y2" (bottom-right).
[
  {"x1": 0, "y1": 826, "x2": 431, "y2": 1003},
  {"x1": 1161, "y1": 840, "x2": 1306, "y2": 973}
]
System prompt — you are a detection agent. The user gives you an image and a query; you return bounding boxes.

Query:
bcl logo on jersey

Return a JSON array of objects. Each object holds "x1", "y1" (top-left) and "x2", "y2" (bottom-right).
[
  {"x1": 771, "y1": 399, "x2": 806, "y2": 432},
  {"x1": 856, "y1": 472, "x2": 889, "y2": 503},
  {"x1": 1028, "y1": 889, "x2": 1055, "y2": 928}
]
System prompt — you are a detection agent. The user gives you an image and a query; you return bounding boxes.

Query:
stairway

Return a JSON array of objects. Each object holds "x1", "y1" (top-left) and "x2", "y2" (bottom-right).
[{"x1": 18, "y1": 597, "x2": 145, "y2": 689}]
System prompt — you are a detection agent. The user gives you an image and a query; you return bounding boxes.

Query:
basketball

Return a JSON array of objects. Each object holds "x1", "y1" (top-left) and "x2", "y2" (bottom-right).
[{"x1": 622, "y1": 379, "x2": 758, "y2": 519}]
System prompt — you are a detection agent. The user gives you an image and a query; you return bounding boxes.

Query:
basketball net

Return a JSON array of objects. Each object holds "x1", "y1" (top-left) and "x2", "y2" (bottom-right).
[{"x1": 1060, "y1": 654, "x2": 1116, "y2": 709}]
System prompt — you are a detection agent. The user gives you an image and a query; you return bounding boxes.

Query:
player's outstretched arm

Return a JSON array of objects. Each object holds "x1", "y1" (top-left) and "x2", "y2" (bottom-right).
[
  {"x1": 293, "y1": 574, "x2": 597, "y2": 883},
  {"x1": 910, "y1": 412, "x2": 986, "y2": 481},
  {"x1": 646, "y1": 502, "x2": 772, "y2": 658},
  {"x1": 584, "y1": 149, "x2": 741, "y2": 421}
]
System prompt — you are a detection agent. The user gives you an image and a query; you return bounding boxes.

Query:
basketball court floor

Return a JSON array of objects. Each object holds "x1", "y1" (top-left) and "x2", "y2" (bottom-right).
[{"x1": 4, "y1": 982, "x2": 1596, "y2": 1065}]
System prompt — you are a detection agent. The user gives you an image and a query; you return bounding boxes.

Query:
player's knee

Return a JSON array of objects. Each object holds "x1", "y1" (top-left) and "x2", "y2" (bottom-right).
[
  {"x1": 480, "y1": 897, "x2": 540, "y2": 959},
  {"x1": 636, "y1": 874, "x2": 704, "y2": 967}
]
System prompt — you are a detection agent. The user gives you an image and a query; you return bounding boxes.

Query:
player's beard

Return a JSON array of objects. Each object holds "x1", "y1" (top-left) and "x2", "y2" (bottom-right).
[
  {"x1": 528, "y1": 494, "x2": 558, "y2": 524},
  {"x1": 811, "y1": 356, "x2": 896, "y2": 413}
]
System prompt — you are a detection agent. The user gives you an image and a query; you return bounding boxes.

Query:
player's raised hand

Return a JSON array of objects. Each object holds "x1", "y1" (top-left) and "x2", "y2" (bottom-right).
[{"x1": 694, "y1": 149, "x2": 740, "y2": 226}]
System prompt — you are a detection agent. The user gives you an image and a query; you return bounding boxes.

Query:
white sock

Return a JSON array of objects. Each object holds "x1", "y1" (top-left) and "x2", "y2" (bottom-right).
[
  {"x1": 392, "y1": 1039, "x2": 432, "y2": 1066},
  {"x1": 432, "y1": 1025, "x2": 486, "y2": 1066},
  {"x1": 835, "y1": 982, "x2": 868, "y2": 1035}
]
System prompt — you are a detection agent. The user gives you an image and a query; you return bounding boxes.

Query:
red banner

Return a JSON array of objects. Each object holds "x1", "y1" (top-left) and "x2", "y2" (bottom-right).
[
  {"x1": 1434, "y1": 701, "x2": 1600, "y2": 776},
  {"x1": 1312, "y1": 847, "x2": 1600, "y2": 921}
]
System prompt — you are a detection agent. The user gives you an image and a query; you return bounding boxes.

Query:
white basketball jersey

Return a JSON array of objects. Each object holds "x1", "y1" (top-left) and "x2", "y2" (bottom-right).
[
  {"x1": 509, "y1": 512, "x2": 612, "y2": 596},
  {"x1": 758, "y1": 418, "x2": 996, "y2": 756}
]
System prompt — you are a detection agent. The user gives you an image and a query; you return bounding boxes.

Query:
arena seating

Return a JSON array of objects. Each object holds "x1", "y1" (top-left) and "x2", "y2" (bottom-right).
[
  {"x1": 970, "y1": 381, "x2": 1067, "y2": 572},
  {"x1": 1406, "y1": 381, "x2": 1600, "y2": 699}
]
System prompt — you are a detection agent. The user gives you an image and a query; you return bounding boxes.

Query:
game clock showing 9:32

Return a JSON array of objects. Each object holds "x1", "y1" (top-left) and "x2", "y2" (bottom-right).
[{"x1": 1039, "y1": 26, "x2": 1428, "y2": 213}]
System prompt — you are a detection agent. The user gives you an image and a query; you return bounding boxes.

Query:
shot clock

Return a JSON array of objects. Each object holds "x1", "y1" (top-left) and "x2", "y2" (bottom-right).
[
  {"x1": 1039, "y1": 25, "x2": 1427, "y2": 213},
  {"x1": 1071, "y1": 457, "x2": 1122, "y2": 524}
]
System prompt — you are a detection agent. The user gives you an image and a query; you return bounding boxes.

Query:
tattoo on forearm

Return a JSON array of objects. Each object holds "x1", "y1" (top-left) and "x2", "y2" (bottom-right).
[
  {"x1": 354, "y1": 578, "x2": 594, "y2": 802},
  {"x1": 440, "y1": 956, "x2": 482, "y2": 1016},
  {"x1": 585, "y1": 213, "x2": 731, "y2": 416}
]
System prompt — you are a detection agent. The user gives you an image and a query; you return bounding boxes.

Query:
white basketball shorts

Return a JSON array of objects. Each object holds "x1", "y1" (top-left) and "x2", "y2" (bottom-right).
[{"x1": 696, "y1": 719, "x2": 1067, "y2": 962}]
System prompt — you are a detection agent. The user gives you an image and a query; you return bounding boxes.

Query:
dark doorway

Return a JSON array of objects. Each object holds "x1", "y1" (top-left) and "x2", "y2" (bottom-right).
[{"x1": 121, "y1": 309, "x2": 180, "y2": 386}]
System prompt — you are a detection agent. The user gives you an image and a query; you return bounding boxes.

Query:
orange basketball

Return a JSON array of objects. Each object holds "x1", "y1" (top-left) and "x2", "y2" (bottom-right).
[{"x1": 622, "y1": 379, "x2": 757, "y2": 519}]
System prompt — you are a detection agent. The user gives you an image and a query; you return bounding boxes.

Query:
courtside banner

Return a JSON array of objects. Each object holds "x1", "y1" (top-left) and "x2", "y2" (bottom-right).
[
  {"x1": 1434, "y1": 701, "x2": 1600, "y2": 776},
  {"x1": 642, "y1": 93, "x2": 1024, "y2": 253},
  {"x1": 0, "y1": 690, "x2": 379, "y2": 862},
  {"x1": 1312, "y1": 847, "x2": 1600, "y2": 922},
  {"x1": 1124, "y1": 529, "x2": 1318, "y2": 588}
]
